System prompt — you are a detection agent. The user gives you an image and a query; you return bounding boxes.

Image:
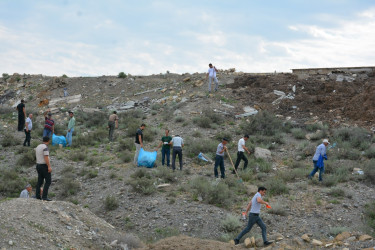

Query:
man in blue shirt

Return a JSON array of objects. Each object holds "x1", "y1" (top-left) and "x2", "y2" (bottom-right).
[
  {"x1": 308, "y1": 139, "x2": 329, "y2": 181},
  {"x1": 234, "y1": 187, "x2": 272, "y2": 247}
]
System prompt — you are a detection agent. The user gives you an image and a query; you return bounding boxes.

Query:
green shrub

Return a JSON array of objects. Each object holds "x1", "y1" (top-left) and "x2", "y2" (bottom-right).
[
  {"x1": 117, "y1": 139, "x2": 134, "y2": 152},
  {"x1": 321, "y1": 175, "x2": 338, "y2": 187},
  {"x1": 329, "y1": 227, "x2": 350, "y2": 236},
  {"x1": 241, "y1": 111, "x2": 285, "y2": 136},
  {"x1": 174, "y1": 116, "x2": 185, "y2": 123},
  {"x1": 364, "y1": 202, "x2": 375, "y2": 232},
  {"x1": 328, "y1": 187, "x2": 345, "y2": 197},
  {"x1": 264, "y1": 178, "x2": 289, "y2": 196},
  {"x1": 154, "y1": 227, "x2": 179, "y2": 241},
  {"x1": 87, "y1": 170, "x2": 98, "y2": 178},
  {"x1": 279, "y1": 168, "x2": 309, "y2": 182},
  {"x1": 193, "y1": 116, "x2": 212, "y2": 128},
  {"x1": 189, "y1": 177, "x2": 234, "y2": 208},
  {"x1": 221, "y1": 214, "x2": 242, "y2": 232},
  {"x1": 185, "y1": 138, "x2": 217, "y2": 158},
  {"x1": 151, "y1": 103, "x2": 161, "y2": 111},
  {"x1": 86, "y1": 157, "x2": 100, "y2": 166},
  {"x1": 255, "y1": 158, "x2": 272, "y2": 173},
  {"x1": 365, "y1": 148, "x2": 375, "y2": 159},
  {"x1": 266, "y1": 203, "x2": 287, "y2": 216},
  {"x1": 143, "y1": 127, "x2": 159, "y2": 142},
  {"x1": 79, "y1": 111, "x2": 108, "y2": 128},
  {"x1": 16, "y1": 148, "x2": 36, "y2": 167},
  {"x1": 202, "y1": 108, "x2": 223, "y2": 125},
  {"x1": 1, "y1": 134, "x2": 21, "y2": 147},
  {"x1": 362, "y1": 159, "x2": 375, "y2": 184},
  {"x1": 118, "y1": 72, "x2": 127, "y2": 78},
  {"x1": 61, "y1": 166, "x2": 74, "y2": 174},
  {"x1": 60, "y1": 174, "x2": 81, "y2": 197},
  {"x1": 333, "y1": 127, "x2": 371, "y2": 149},
  {"x1": 154, "y1": 167, "x2": 178, "y2": 183},
  {"x1": 291, "y1": 128, "x2": 305, "y2": 139},
  {"x1": 70, "y1": 150, "x2": 86, "y2": 161},
  {"x1": 239, "y1": 168, "x2": 255, "y2": 182},
  {"x1": 0, "y1": 169, "x2": 26, "y2": 197},
  {"x1": 120, "y1": 151, "x2": 133, "y2": 163},
  {"x1": 192, "y1": 131, "x2": 202, "y2": 138},
  {"x1": 128, "y1": 169, "x2": 156, "y2": 195},
  {"x1": 215, "y1": 131, "x2": 233, "y2": 142},
  {"x1": 104, "y1": 195, "x2": 119, "y2": 210}
]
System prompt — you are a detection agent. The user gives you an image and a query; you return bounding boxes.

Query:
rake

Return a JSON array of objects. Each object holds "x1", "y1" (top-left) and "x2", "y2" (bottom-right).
[{"x1": 225, "y1": 148, "x2": 243, "y2": 183}]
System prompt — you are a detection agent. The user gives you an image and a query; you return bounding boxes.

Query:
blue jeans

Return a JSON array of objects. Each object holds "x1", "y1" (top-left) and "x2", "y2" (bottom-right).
[
  {"x1": 235, "y1": 213, "x2": 267, "y2": 243},
  {"x1": 172, "y1": 147, "x2": 183, "y2": 170},
  {"x1": 66, "y1": 127, "x2": 74, "y2": 146},
  {"x1": 309, "y1": 160, "x2": 324, "y2": 181},
  {"x1": 208, "y1": 76, "x2": 218, "y2": 92},
  {"x1": 214, "y1": 155, "x2": 225, "y2": 178},
  {"x1": 43, "y1": 128, "x2": 52, "y2": 138},
  {"x1": 161, "y1": 147, "x2": 171, "y2": 167}
]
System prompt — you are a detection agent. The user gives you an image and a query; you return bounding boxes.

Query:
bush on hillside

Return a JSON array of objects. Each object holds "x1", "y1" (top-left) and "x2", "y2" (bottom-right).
[
  {"x1": 241, "y1": 111, "x2": 285, "y2": 136},
  {"x1": 118, "y1": 72, "x2": 127, "y2": 78}
]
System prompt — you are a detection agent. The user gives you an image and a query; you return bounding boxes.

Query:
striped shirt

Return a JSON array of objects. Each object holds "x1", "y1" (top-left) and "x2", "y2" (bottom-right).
[{"x1": 44, "y1": 117, "x2": 54, "y2": 131}]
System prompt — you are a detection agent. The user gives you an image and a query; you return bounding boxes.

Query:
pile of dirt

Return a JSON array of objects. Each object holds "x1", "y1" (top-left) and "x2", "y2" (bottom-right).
[
  {"x1": 0, "y1": 198, "x2": 143, "y2": 249},
  {"x1": 230, "y1": 73, "x2": 375, "y2": 128}
]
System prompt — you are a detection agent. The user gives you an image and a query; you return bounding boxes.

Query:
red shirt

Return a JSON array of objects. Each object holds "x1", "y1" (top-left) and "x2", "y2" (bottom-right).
[{"x1": 44, "y1": 117, "x2": 54, "y2": 131}]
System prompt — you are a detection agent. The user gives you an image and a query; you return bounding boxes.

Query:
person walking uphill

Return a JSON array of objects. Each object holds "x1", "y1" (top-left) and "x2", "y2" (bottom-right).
[
  {"x1": 134, "y1": 124, "x2": 146, "y2": 166},
  {"x1": 214, "y1": 138, "x2": 228, "y2": 179},
  {"x1": 23, "y1": 113, "x2": 33, "y2": 146},
  {"x1": 234, "y1": 187, "x2": 272, "y2": 247},
  {"x1": 66, "y1": 111, "x2": 75, "y2": 147},
  {"x1": 308, "y1": 139, "x2": 329, "y2": 181},
  {"x1": 233, "y1": 135, "x2": 251, "y2": 173},
  {"x1": 43, "y1": 109, "x2": 54, "y2": 139},
  {"x1": 16, "y1": 99, "x2": 26, "y2": 131},
  {"x1": 156, "y1": 129, "x2": 172, "y2": 167},
  {"x1": 35, "y1": 136, "x2": 53, "y2": 201},
  {"x1": 171, "y1": 135, "x2": 184, "y2": 171},
  {"x1": 108, "y1": 111, "x2": 119, "y2": 142},
  {"x1": 206, "y1": 63, "x2": 219, "y2": 93}
]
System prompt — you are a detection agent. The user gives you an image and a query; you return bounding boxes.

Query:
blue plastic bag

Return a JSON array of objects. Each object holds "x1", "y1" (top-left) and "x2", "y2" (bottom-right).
[
  {"x1": 52, "y1": 133, "x2": 67, "y2": 147},
  {"x1": 137, "y1": 148, "x2": 157, "y2": 168}
]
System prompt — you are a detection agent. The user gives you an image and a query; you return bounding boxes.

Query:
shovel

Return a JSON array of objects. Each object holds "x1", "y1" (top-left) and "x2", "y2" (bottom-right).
[{"x1": 225, "y1": 148, "x2": 243, "y2": 183}]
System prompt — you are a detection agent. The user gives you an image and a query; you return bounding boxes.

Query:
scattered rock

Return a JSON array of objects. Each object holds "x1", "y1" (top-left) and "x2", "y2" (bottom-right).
[
  {"x1": 254, "y1": 147, "x2": 271, "y2": 160},
  {"x1": 359, "y1": 234, "x2": 373, "y2": 241},
  {"x1": 335, "y1": 231, "x2": 351, "y2": 241},
  {"x1": 183, "y1": 77, "x2": 191, "y2": 82},
  {"x1": 311, "y1": 239, "x2": 323, "y2": 246},
  {"x1": 301, "y1": 234, "x2": 310, "y2": 242}
]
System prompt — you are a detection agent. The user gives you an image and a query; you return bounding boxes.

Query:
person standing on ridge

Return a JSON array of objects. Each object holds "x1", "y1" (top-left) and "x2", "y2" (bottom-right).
[
  {"x1": 134, "y1": 124, "x2": 146, "y2": 166},
  {"x1": 23, "y1": 113, "x2": 33, "y2": 146},
  {"x1": 16, "y1": 99, "x2": 26, "y2": 131},
  {"x1": 35, "y1": 136, "x2": 53, "y2": 201},
  {"x1": 205, "y1": 63, "x2": 219, "y2": 93},
  {"x1": 171, "y1": 134, "x2": 184, "y2": 171},
  {"x1": 156, "y1": 129, "x2": 172, "y2": 167},
  {"x1": 233, "y1": 135, "x2": 251, "y2": 173},
  {"x1": 43, "y1": 109, "x2": 54, "y2": 139}
]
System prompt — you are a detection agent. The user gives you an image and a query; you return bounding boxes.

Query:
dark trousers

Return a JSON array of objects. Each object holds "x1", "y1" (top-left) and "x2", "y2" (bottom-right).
[
  {"x1": 161, "y1": 147, "x2": 171, "y2": 166},
  {"x1": 235, "y1": 213, "x2": 267, "y2": 243},
  {"x1": 172, "y1": 147, "x2": 183, "y2": 170},
  {"x1": 36, "y1": 164, "x2": 51, "y2": 200},
  {"x1": 214, "y1": 155, "x2": 225, "y2": 178},
  {"x1": 108, "y1": 121, "x2": 115, "y2": 141},
  {"x1": 24, "y1": 129, "x2": 31, "y2": 146},
  {"x1": 18, "y1": 114, "x2": 25, "y2": 131},
  {"x1": 234, "y1": 151, "x2": 248, "y2": 170}
]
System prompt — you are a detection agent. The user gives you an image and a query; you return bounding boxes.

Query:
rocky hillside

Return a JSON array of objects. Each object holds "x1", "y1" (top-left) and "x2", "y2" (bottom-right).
[{"x1": 0, "y1": 70, "x2": 375, "y2": 249}]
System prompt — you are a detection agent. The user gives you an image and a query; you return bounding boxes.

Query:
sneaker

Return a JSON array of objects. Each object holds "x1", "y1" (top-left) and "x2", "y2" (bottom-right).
[
  {"x1": 42, "y1": 198, "x2": 52, "y2": 201},
  {"x1": 264, "y1": 241, "x2": 273, "y2": 246},
  {"x1": 234, "y1": 239, "x2": 239, "y2": 245}
]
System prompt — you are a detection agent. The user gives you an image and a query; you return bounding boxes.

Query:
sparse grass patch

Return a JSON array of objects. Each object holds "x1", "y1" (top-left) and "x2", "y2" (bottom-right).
[
  {"x1": 60, "y1": 174, "x2": 81, "y2": 197},
  {"x1": 279, "y1": 168, "x2": 309, "y2": 182},
  {"x1": 1, "y1": 134, "x2": 21, "y2": 147},
  {"x1": 143, "y1": 127, "x2": 159, "y2": 142},
  {"x1": 241, "y1": 111, "x2": 286, "y2": 136},
  {"x1": 117, "y1": 139, "x2": 134, "y2": 152},
  {"x1": 364, "y1": 201, "x2": 375, "y2": 233},
  {"x1": 215, "y1": 131, "x2": 233, "y2": 142},
  {"x1": 70, "y1": 150, "x2": 86, "y2": 162},
  {"x1": 362, "y1": 159, "x2": 375, "y2": 184},
  {"x1": 119, "y1": 151, "x2": 132, "y2": 163},
  {"x1": 193, "y1": 116, "x2": 212, "y2": 128},
  {"x1": 266, "y1": 203, "x2": 288, "y2": 216},
  {"x1": 291, "y1": 128, "x2": 305, "y2": 139},
  {"x1": 365, "y1": 148, "x2": 375, "y2": 159},
  {"x1": 174, "y1": 116, "x2": 185, "y2": 123},
  {"x1": 264, "y1": 178, "x2": 289, "y2": 196},
  {"x1": 333, "y1": 127, "x2": 371, "y2": 149},
  {"x1": 0, "y1": 169, "x2": 26, "y2": 197},
  {"x1": 192, "y1": 131, "x2": 202, "y2": 138},
  {"x1": 154, "y1": 167, "x2": 178, "y2": 183},
  {"x1": 185, "y1": 138, "x2": 217, "y2": 159},
  {"x1": 128, "y1": 169, "x2": 156, "y2": 195},
  {"x1": 16, "y1": 148, "x2": 36, "y2": 167},
  {"x1": 328, "y1": 227, "x2": 350, "y2": 236},
  {"x1": 104, "y1": 195, "x2": 119, "y2": 211},
  {"x1": 221, "y1": 214, "x2": 242, "y2": 232},
  {"x1": 328, "y1": 187, "x2": 345, "y2": 197},
  {"x1": 87, "y1": 170, "x2": 98, "y2": 178},
  {"x1": 153, "y1": 227, "x2": 179, "y2": 241},
  {"x1": 86, "y1": 157, "x2": 100, "y2": 166}
]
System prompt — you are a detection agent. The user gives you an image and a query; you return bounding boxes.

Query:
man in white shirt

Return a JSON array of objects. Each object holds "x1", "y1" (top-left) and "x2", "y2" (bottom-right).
[
  {"x1": 234, "y1": 187, "x2": 272, "y2": 247},
  {"x1": 205, "y1": 63, "x2": 219, "y2": 93},
  {"x1": 20, "y1": 184, "x2": 32, "y2": 198},
  {"x1": 35, "y1": 136, "x2": 52, "y2": 201},
  {"x1": 23, "y1": 113, "x2": 33, "y2": 146},
  {"x1": 171, "y1": 135, "x2": 184, "y2": 171},
  {"x1": 233, "y1": 135, "x2": 251, "y2": 173}
]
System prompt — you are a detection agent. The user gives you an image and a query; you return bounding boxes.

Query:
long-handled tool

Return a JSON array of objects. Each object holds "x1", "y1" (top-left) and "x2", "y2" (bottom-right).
[{"x1": 225, "y1": 148, "x2": 242, "y2": 183}]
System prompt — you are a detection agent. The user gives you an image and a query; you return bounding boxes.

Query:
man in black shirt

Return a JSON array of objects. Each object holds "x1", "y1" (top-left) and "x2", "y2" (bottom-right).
[
  {"x1": 16, "y1": 99, "x2": 26, "y2": 131},
  {"x1": 134, "y1": 124, "x2": 146, "y2": 166}
]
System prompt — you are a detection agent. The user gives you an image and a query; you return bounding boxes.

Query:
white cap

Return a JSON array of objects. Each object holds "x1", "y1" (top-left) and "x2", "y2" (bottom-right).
[{"x1": 323, "y1": 139, "x2": 330, "y2": 144}]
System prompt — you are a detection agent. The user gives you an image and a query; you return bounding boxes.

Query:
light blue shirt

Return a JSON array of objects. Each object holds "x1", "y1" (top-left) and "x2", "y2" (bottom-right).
[
  {"x1": 172, "y1": 136, "x2": 184, "y2": 147},
  {"x1": 25, "y1": 117, "x2": 32, "y2": 131},
  {"x1": 313, "y1": 143, "x2": 326, "y2": 161},
  {"x1": 216, "y1": 143, "x2": 224, "y2": 156},
  {"x1": 250, "y1": 192, "x2": 262, "y2": 214},
  {"x1": 20, "y1": 189, "x2": 29, "y2": 198}
]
